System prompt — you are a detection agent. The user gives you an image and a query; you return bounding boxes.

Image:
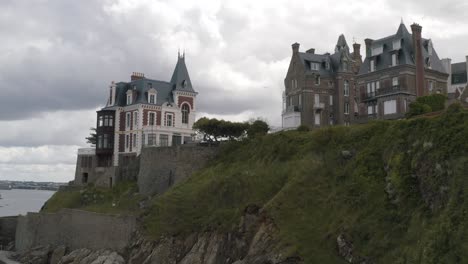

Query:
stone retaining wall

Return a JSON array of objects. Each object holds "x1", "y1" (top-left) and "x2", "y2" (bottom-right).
[{"x1": 15, "y1": 209, "x2": 136, "y2": 253}]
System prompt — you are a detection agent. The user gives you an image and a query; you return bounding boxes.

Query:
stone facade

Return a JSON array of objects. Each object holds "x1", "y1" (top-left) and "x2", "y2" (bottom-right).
[
  {"x1": 283, "y1": 35, "x2": 362, "y2": 129},
  {"x1": 356, "y1": 23, "x2": 449, "y2": 121},
  {"x1": 138, "y1": 144, "x2": 220, "y2": 196}
]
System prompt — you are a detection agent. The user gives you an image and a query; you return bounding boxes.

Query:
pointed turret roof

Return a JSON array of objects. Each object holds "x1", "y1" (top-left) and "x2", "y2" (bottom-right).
[
  {"x1": 335, "y1": 34, "x2": 350, "y2": 53},
  {"x1": 170, "y1": 52, "x2": 195, "y2": 93}
]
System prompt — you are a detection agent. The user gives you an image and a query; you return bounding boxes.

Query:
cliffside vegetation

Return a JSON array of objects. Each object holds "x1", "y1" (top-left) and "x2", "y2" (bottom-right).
[
  {"x1": 45, "y1": 104, "x2": 468, "y2": 263},
  {"x1": 145, "y1": 103, "x2": 468, "y2": 263}
]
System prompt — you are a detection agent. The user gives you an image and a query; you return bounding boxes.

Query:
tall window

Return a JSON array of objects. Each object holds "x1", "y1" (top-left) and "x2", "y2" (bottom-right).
[
  {"x1": 149, "y1": 94, "x2": 155, "y2": 104},
  {"x1": 315, "y1": 75, "x2": 320, "y2": 85},
  {"x1": 314, "y1": 94, "x2": 320, "y2": 105},
  {"x1": 391, "y1": 54, "x2": 397, "y2": 66},
  {"x1": 182, "y1": 104, "x2": 190, "y2": 124},
  {"x1": 134, "y1": 112, "x2": 138, "y2": 127},
  {"x1": 126, "y1": 94, "x2": 132, "y2": 105},
  {"x1": 149, "y1": 112, "x2": 155, "y2": 126},
  {"x1": 98, "y1": 116, "x2": 104, "y2": 127},
  {"x1": 166, "y1": 114, "x2": 173, "y2": 127},
  {"x1": 329, "y1": 95, "x2": 333, "y2": 106},
  {"x1": 392, "y1": 77, "x2": 399, "y2": 87},
  {"x1": 103, "y1": 134, "x2": 109, "y2": 148},
  {"x1": 428, "y1": 81, "x2": 434, "y2": 92},
  {"x1": 133, "y1": 134, "x2": 137, "y2": 147},
  {"x1": 370, "y1": 59, "x2": 375, "y2": 72},
  {"x1": 160, "y1": 134, "x2": 169, "y2": 147},
  {"x1": 98, "y1": 135, "x2": 103, "y2": 149},
  {"x1": 344, "y1": 80, "x2": 349, "y2": 96},
  {"x1": 314, "y1": 113, "x2": 320, "y2": 125},
  {"x1": 126, "y1": 135, "x2": 130, "y2": 148},
  {"x1": 148, "y1": 133, "x2": 156, "y2": 146},
  {"x1": 126, "y1": 113, "x2": 131, "y2": 129},
  {"x1": 344, "y1": 103, "x2": 350, "y2": 115}
]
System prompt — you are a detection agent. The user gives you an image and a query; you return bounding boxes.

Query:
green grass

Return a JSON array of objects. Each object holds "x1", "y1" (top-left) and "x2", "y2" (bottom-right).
[
  {"x1": 42, "y1": 181, "x2": 142, "y2": 215},
  {"x1": 143, "y1": 104, "x2": 468, "y2": 263}
]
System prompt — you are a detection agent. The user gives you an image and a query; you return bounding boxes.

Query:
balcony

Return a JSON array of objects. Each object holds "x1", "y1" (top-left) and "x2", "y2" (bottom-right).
[{"x1": 363, "y1": 85, "x2": 407, "y2": 101}]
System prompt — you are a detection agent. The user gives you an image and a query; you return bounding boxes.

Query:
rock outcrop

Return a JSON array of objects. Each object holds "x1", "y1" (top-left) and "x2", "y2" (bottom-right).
[{"x1": 128, "y1": 205, "x2": 302, "y2": 264}]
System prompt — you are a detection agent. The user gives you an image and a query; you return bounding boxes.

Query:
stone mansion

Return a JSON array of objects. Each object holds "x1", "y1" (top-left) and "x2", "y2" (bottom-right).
[
  {"x1": 282, "y1": 22, "x2": 450, "y2": 128},
  {"x1": 75, "y1": 53, "x2": 198, "y2": 186}
]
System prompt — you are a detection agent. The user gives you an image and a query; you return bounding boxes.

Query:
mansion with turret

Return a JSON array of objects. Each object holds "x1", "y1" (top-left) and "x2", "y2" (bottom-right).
[
  {"x1": 75, "y1": 54, "x2": 198, "y2": 187},
  {"x1": 283, "y1": 22, "x2": 450, "y2": 129}
]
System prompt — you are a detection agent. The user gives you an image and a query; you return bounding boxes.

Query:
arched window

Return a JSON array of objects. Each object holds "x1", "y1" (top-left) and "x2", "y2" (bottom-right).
[
  {"x1": 182, "y1": 104, "x2": 190, "y2": 124},
  {"x1": 344, "y1": 80, "x2": 349, "y2": 96}
]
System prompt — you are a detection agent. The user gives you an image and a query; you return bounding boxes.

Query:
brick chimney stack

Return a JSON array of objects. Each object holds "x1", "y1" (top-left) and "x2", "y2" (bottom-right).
[
  {"x1": 292, "y1": 43, "x2": 300, "y2": 54},
  {"x1": 411, "y1": 23, "x2": 426, "y2": 97},
  {"x1": 131, "y1": 72, "x2": 145, "y2": 81},
  {"x1": 364, "y1": 38, "x2": 373, "y2": 58}
]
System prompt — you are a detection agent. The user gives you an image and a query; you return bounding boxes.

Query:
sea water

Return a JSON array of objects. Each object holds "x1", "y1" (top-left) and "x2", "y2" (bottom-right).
[{"x1": 0, "y1": 189, "x2": 55, "y2": 217}]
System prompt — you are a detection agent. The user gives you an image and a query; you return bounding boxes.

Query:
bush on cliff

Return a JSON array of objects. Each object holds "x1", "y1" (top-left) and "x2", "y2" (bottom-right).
[
  {"x1": 144, "y1": 106, "x2": 468, "y2": 264},
  {"x1": 406, "y1": 94, "x2": 447, "y2": 118}
]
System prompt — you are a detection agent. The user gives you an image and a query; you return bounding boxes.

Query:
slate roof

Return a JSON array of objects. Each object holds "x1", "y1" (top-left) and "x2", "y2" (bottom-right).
[
  {"x1": 104, "y1": 55, "x2": 196, "y2": 108},
  {"x1": 297, "y1": 34, "x2": 353, "y2": 77},
  {"x1": 451, "y1": 62, "x2": 467, "y2": 84},
  {"x1": 358, "y1": 23, "x2": 447, "y2": 75}
]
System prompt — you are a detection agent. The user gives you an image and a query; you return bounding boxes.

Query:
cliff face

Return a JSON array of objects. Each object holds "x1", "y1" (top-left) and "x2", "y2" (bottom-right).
[{"x1": 128, "y1": 206, "x2": 301, "y2": 264}]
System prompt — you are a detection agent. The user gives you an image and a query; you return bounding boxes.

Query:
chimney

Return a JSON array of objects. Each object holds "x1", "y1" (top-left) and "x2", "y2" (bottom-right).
[
  {"x1": 364, "y1": 38, "x2": 373, "y2": 58},
  {"x1": 131, "y1": 72, "x2": 145, "y2": 81},
  {"x1": 411, "y1": 23, "x2": 425, "y2": 97},
  {"x1": 292, "y1": 43, "x2": 300, "y2": 54},
  {"x1": 353, "y1": 43, "x2": 361, "y2": 57},
  {"x1": 306, "y1": 48, "x2": 315, "y2": 54}
]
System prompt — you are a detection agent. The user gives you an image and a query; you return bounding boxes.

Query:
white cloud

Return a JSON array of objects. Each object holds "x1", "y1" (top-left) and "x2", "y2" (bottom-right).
[{"x1": 1, "y1": 0, "x2": 467, "y2": 181}]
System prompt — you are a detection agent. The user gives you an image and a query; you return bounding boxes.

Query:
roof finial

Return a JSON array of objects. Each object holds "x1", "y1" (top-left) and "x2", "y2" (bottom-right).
[
  {"x1": 401, "y1": 17, "x2": 404, "y2": 25},
  {"x1": 178, "y1": 48, "x2": 180, "y2": 58}
]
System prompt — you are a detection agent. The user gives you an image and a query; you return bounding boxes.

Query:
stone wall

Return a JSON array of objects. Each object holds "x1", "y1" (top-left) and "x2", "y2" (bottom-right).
[
  {"x1": 0, "y1": 216, "x2": 17, "y2": 248},
  {"x1": 15, "y1": 209, "x2": 136, "y2": 253},
  {"x1": 138, "y1": 144, "x2": 220, "y2": 196}
]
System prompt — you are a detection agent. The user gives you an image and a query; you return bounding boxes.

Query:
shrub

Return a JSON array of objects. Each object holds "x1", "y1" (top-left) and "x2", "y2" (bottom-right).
[{"x1": 296, "y1": 125, "x2": 310, "y2": 132}]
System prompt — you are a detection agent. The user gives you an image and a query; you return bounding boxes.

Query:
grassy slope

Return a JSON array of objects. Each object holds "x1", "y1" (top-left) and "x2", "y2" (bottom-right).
[{"x1": 144, "y1": 104, "x2": 468, "y2": 264}]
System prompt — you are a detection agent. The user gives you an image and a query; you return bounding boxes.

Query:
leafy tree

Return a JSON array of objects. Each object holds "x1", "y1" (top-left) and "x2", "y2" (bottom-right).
[
  {"x1": 85, "y1": 127, "x2": 97, "y2": 147},
  {"x1": 406, "y1": 94, "x2": 447, "y2": 118},
  {"x1": 247, "y1": 119, "x2": 269, "y2": 139},
  {"x1": 194, "y1": 117, "x2": 249, "y2": 142}
]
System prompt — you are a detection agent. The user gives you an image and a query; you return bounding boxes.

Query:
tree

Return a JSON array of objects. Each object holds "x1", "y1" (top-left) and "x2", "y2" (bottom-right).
[
  {"x1": 406, "y1": 94, "x2": 447, "y2": 118},
  {"x1": 193, "y1": 117, "x2": 250, "y2": 141},
  {"x1": 85, "y1": 127, "x2": 97, "y2": 147},
  {"x1": 247, "y1": 119, "x2": 269, "y2": 139}
]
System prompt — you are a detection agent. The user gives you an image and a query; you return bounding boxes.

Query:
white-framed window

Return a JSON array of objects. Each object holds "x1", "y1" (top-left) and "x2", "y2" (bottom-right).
[
  {"x1": 160, "y1": 134, "x2": 169, "y2": 147},
  {"x1": 148, "y1": 112, "x2": 156, "y2": 126},
  {"x1": 315, "y1": 113, "x2": 320, "y2": 125},
  {"x1": 181, "y1": 104, "x2": 190, "y2": 124},
  {"x1": 149, "y1": 94, "x2": 155, "y2": 104},
  {"x1": 376, "y1": 81, "x2": 380, "y2": 90},
  {"x1": 391, "y1": 53, "x2": 397, "y2": 66},
  {"x1": 310, "y1": 62, "x2": 319, "y2": 71},
  {"x1": 392, "y1": 77, "x2": 399, "y2": 87},
  {"x1": 133, "y1": 112, "x2": 138, "y2": 127},
  {"x1": 133, "y1": 134, "x2": 137, "y2": 148},
  {"x1": 314, "y1": 94, "x2": 320, "y2": 105},
  {"x1": 329, "y1": 95, "x2": 333, "y2": 106},
  {"x1": 370, "y1": 59, "x2": 375, "y2": 72},
  {"x1": 315, "y1": 75, "x2": 320, "y2": 85},
  {"x1": 344, "y1": 80, "x2": 349, "y2": 96},
  {"x1": 126, "y1": 92, "x2": 132, "y2": 105},
  {"x1": 126, "y1": 135, "x2": 130, "y2": 149},
  {"x1": 371, "y1": 82, "x2": 376, "y2": 93},
  {"x1": 298, "y1": 94, "x2": 302, "y2": 106},
  {"x1": 384, "y1": 100, "x2": 397, "y2": 115},
  {"x1": 368, "y1": 105, "x2": 374, "y2": 115},
  {"x1": 147, "y1": 133, "x2": 156, "y2": 146},
  {"x1": 165, "y1": 114, "x2": 173, "y2": 127},
  {"x1": 344, "y1": 103, "x2": 350, "y2": 115},
  {"x1": 428, "y1": 81, "x2": 434, "y2": 92},
  {"x1": 126, "y1": 112, "x2": 131, "y2": 129}
]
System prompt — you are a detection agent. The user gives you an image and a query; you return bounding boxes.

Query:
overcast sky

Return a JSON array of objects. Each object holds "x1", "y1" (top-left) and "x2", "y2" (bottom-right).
[{"x1": 1, "y1": 0, "x2": 467, "y2": 182}]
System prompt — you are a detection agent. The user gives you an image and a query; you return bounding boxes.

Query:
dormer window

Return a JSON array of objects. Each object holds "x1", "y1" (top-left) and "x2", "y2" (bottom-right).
[
  {"x1": 371, "y1": 45, "x2": 383, "y2": 56},
  {"x1": 325, "y1": 61, "x2": 330, "y2": 70},
  {"x1": 310, "y1": 62, "x2": 320, "y2": 71},
  {"x1": 126, "y1": 90, "x2": 133, "y2": 105},
  {"x1": 392, "y1": 39, "x2": 401, "y2": 50},
  {"x1": 147, "y1": 88, "x2": 157, "y2": 104},
  {"x1": 391, "y1": 53, "x2": 398, "y2": 67},
  {"x1": 182, "y1": 80, "x2": 187, "y2": 88}
]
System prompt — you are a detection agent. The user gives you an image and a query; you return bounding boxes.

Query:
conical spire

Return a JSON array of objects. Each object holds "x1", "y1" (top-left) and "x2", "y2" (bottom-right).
[
  {"x1": 170, "y1": 53, "x2": 195, "y2": 92},
  {"x1": 335, "y1": 34, "x2": 350, "y2": 53},
  {"x1": 396, "y1": 20, "x2": 410, "y2": 37}
]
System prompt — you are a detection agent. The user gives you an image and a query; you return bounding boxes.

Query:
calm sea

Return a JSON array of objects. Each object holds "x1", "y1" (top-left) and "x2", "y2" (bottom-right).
[{"x1": 0, "y1": 189, "x2": 55, "y2": 217}]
